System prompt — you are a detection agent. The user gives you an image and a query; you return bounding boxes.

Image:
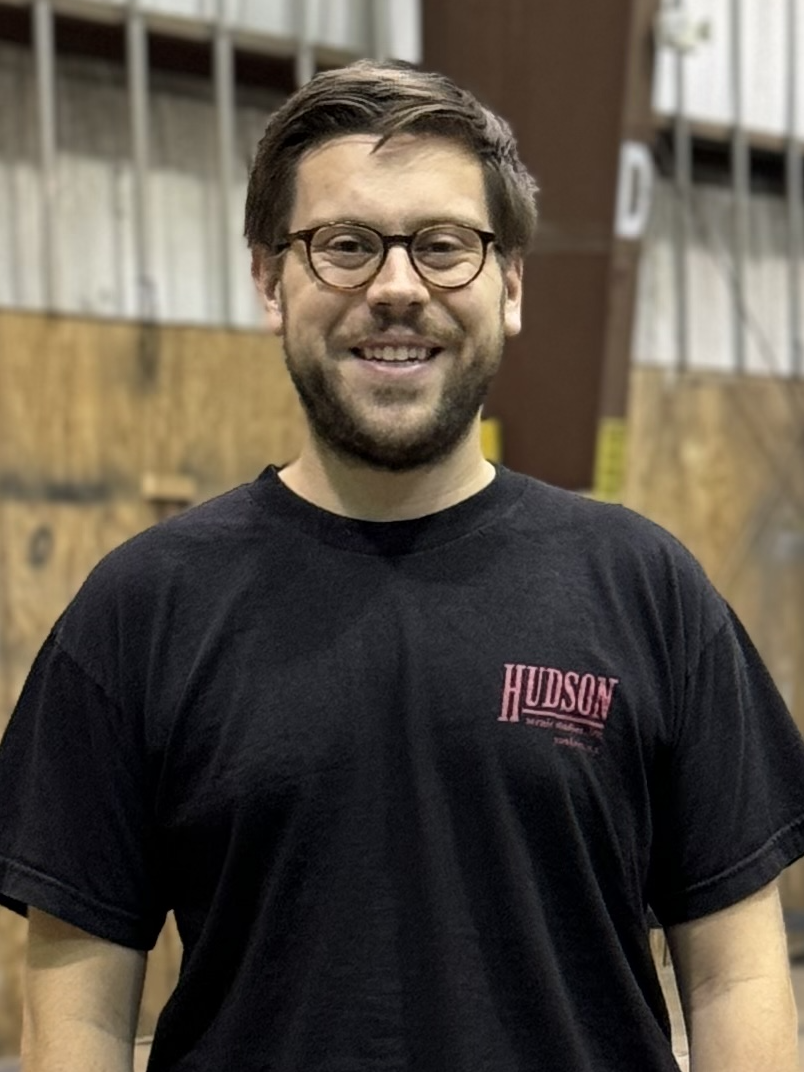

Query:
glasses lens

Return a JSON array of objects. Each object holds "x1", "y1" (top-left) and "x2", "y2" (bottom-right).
[
  {"x1": 309, "y1": 225, "x2": 383, "y2": 287},
  {"x1": 412, "y1": 226, "x2": 485, "y2": 287}
]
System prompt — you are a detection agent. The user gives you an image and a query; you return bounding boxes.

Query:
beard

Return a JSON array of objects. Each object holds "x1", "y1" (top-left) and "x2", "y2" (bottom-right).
[{"x1": 283, "y1": 322, "x2": 504, "y2": 473}]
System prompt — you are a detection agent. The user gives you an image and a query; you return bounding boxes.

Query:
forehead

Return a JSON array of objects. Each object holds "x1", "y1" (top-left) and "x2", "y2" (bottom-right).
[{"x1": 290, "y1": 134, "x2": 490, "y2": 231}]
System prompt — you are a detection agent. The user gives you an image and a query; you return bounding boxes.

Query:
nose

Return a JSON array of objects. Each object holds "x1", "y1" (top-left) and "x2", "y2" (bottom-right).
[{"x1": 365, "y1": 245, "x2": 430, "y2": 312}]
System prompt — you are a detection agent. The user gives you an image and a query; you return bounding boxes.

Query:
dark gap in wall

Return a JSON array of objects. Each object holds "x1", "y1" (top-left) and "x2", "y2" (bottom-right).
[
  {"x1": 655, "y1": 130, "x2": 791, "y2": 197},
  {"x1": 0, "y1": 8, "x2": 296, "y2": 99},
  {"x1": 0, "y1": 4, "x2": 30, "y2": 45},
  {"x1": 235, "y1": 50, "x2": 295, "y2": 95}
]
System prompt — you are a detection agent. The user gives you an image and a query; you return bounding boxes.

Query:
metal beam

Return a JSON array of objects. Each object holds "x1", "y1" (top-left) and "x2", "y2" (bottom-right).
[
  {"x1": 295, "y1": 0, "x2": 316, "y2": 87},
  {"x1": 372, "y1": 0, "x2": 390, "y2": 62},
  {"x1": 33, "y1": 0, "x2": 57, "y2": 310},
  {"x1": 787, "y1": 0, "x2": 803, "y2": 378},
  {"x1": 730, "y1": 0, "x2": 749, "y2": 372},
  {"x1": 214, "y1": 0, "x2": 235, "y2": 326},
  {"x1": 127, "y1": 0, "x2": 155, "y2": 320}
]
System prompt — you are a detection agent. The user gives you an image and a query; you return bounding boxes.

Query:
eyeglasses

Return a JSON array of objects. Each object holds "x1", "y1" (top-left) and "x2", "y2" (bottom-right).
[{"x1": 275, "y1": 222, "x2": 496, "y2": 291}]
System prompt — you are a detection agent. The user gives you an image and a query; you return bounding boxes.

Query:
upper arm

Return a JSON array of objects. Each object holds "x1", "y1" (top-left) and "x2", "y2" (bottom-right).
[
  {"x1": 665, "y1": 880, "x2": 791, "y2": 1012},
  {"x1": 23, "y1": 907, "x2": 147, "y2": 1067}
]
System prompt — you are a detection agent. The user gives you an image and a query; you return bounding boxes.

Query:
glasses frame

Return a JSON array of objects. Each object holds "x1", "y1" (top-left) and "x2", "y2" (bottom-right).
[{"x1": 275, "y1": 222, "x2": 497, "y2": 291}]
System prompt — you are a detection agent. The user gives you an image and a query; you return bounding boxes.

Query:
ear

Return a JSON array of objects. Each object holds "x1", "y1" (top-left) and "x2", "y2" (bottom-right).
[
  {"x1": 251, "y1": 248, "x2": 284, "y2": 336},
  {"x1": 502, "y1": 255, "x2": 524, "y2": 338}
]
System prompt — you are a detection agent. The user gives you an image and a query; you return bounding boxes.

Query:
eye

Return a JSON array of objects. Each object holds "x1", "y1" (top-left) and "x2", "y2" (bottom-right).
[
  {"x1": 413, "y1": 228, "x2": 480, "y2": 267},
  {"x1": 326, "y1": 236, "x2": 375, "y2": 255},
  {"x1": 312, "y1": 227, "x2": 379, "y2": 260},
  {"x1": 416, "y1": 235, "x2": 464, "y2": 255}
]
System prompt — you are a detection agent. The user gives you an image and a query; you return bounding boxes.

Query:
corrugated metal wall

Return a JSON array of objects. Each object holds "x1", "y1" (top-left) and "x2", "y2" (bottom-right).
[
  {"x1": 0, "y1": 0, "x2": 420, "y2": 325},
  {"x1": 654, "y1": 0, "x2": 800, "y2": 135},
  {"x1": 57, "y1": 0, "x2": 421, "y2": 63},
  {"x1": 0, "y1": 42, "x2": 280, "y2": 324},
  {"x1": 635, "y1": 178, "x2": 794, "y2": 375},
  {"x1": 646, "y1": 0, "x2": 804, "y2": 379}
]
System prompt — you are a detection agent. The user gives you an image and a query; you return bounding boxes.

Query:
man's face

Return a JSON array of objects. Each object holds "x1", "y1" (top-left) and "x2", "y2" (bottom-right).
[{"x1": 256, "y1": 134, "x2": 523, "y2": 472}]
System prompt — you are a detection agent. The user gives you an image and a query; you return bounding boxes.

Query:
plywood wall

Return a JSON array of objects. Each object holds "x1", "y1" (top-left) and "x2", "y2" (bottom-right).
[
  {"x1": 0, "y1": 310, "x2": 306, "y2": 1055},
  {"x1": 623, "y1": 366, "x2": 804, "y2": 913},
  {"x1": 0, "y1": 310, "x2": 305, "y2": 711}
]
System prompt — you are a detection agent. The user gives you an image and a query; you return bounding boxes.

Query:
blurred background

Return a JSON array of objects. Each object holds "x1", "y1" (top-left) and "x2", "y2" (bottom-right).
[{"x1": 0, "y1": 0, "x2": 803, "y2": 1066}]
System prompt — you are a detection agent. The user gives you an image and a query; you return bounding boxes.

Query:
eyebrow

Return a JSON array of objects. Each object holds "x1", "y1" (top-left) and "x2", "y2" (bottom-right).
[{"x1": 301, "y1": 216, "x2": 492, "y2": 233}]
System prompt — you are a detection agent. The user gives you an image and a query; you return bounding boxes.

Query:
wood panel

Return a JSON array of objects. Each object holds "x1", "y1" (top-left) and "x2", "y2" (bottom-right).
[
  {"x1": 0, "y1": 310, "x2": 305, "y2": 1056},
  {"x1": 623, "y1": 366, "x2": 804, "y2": 913},
  {"x1": 1, "y1": 311, "x2": 306, "y2": 718},
  {"x1": 0, "y1": 312, "x2": 304, "y2": 505},
  {"x1": 623, "y1": 368, "x2": 804, "y2": 645},
  {"x1": 0, "y1": 314, "x2": 143, "y2": 493},
  {"x1": 2, "y1": 501, "x2": 154, "y2": 706},
  {"x1": 0, "y1": 909, "x2": 23, "y2": 1058}
]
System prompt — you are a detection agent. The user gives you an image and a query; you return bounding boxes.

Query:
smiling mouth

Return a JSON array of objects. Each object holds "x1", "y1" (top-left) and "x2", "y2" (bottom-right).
[{"x1": 350, "y1": 345, "x2": 442, "y2": 364}]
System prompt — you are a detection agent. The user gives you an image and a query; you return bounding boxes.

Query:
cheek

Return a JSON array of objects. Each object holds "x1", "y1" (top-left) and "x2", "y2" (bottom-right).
[
  {"x1": 451, "y1": 287, "x2": 505, "y2": 341},
  {"x1": 283, "y1": 291, "x2": 355, "y2": 353}
]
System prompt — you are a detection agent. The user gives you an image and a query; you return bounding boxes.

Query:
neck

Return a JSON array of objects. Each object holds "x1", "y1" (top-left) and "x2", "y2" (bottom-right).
[{"x1": 278, "y1": 420, "x2": 496, "y2": 521}]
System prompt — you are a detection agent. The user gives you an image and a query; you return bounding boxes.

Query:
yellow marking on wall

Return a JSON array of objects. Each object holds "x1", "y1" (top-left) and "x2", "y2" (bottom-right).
[
  {"x1": 481, "y1": 418, "x2": 502, "y2": 462},
  {"x1": 592, "y1": 418, "x2": 628, "y2": 502}
]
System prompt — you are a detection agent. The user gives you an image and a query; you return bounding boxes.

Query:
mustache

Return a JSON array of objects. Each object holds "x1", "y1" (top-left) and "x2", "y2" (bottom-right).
[{"x1": 340, "y1": 310, "x2": 459, "y2": 348}]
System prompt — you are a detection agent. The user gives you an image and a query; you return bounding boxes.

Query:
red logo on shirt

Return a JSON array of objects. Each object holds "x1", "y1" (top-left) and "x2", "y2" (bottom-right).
[{"x1": 498, "y1": 663, "x2": 620, "y2": 752}]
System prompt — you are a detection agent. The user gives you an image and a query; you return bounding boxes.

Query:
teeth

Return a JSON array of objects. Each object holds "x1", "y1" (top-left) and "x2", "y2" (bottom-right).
[{"x1": 359, "y1": 346, "x2": 431, "y2": 362}]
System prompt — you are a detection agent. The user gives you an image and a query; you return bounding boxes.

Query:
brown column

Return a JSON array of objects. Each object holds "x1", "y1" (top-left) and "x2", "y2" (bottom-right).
[{"x1": 423, "y1": 0, "x2": 660, "y2": 490}]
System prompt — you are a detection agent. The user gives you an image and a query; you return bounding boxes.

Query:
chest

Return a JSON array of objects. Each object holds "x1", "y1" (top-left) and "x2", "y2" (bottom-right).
[{"x1": 149, "y1": 559, "x2": 672, "y2": 874}]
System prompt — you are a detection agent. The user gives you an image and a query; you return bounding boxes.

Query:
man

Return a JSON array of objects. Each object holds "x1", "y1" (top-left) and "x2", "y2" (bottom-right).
[{"x1": 1, "y1": 60, "x2": 803, "y2": 1072}]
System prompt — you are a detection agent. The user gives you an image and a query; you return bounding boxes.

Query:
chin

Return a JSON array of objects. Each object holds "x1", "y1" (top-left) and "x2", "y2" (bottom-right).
[
  {"x1": 320, "y1": 421, "x2": 475, "y2": 473},
  {"x1": 288, "y1": 358, "x2": 489, "y2": 474}
]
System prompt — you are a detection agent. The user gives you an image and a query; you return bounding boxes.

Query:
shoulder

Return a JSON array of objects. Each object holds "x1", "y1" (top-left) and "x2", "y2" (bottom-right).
[
  {"x1": 503, "y1": 469, "x2": 729, "y2": 643},
  {"x1": 53, "y1": 480, "x2": 264, "y2": 666},
  {"x1": 507, "y1": 469, "x2": 706, "y2": 571},
  {"x1": 76, "y1": 483, "x2": 254, "y2": 590}
]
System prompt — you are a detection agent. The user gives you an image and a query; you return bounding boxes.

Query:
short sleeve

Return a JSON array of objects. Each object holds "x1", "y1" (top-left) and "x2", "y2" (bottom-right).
[
  {"x1": 0, "y1": 632, "x2": 165, "y2": 950},
  {"x1": 649, "y1": 605, "x2": 804, "y2": 926}
]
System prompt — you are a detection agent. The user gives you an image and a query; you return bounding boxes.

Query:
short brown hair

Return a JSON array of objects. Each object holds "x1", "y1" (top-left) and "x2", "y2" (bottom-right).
[{"x1": 244, "y1": 60, "x2": 538, "y2": 259}]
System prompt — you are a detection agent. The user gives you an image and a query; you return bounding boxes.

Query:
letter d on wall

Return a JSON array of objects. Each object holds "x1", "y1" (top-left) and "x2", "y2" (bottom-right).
[{"x1": 614, "y1": 141, "x2": 654, "y2": 241}]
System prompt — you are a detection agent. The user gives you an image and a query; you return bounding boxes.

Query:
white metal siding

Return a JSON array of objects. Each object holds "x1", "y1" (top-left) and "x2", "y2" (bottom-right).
[
  {"x1": 0, "y1": 0, "x2": 421, "y2": 324},
  {"x1": 39, "y1": 1, "x2": 421, "y2": 63},
  {"x1": 654, "y1": 0, "x2": 802, "y2": 137},
  {"x1": 0, "y1": 43, "x2": 282, "y2": 324},
  {"x1": 0, "y1": 43, "x2": 43, "y2": 310},
  {"x1": 635, "y1": 178, "x2": 796, "y2": 376}
]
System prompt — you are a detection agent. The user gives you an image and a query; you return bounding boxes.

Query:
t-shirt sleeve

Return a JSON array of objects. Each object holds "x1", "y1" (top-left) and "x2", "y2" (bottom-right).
[
  {"x1": 0, "y1": 631, "x2": 165, "y2": 950},
  {"x1": 648, "y1": 604, "x2": 804, "y2": 926}
]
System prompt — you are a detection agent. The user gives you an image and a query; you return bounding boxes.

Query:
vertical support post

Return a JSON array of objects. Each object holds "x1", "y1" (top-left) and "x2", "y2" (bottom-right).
[
  {"x1": 33, "y1": 0, "x2": 57, "y2": 310},
  {"x1": 214, "y1": 0, "x2": 235, "y2": 326},
  {"x1": 295, "y1": 0, "x2": 316, "y2": 87},
  {"x1": 787, "y1": 0, "x2": 803, "y2": 378},
  {"x1": 730, "y1": 0, "x2": 749, "y2": 371},
  {"x1": 424, "y1": 0, "x2": 661, "y2": 489},
  {"x1": 372, "y1": 0, "x2": 390, "y2": 61},
  {"x1": 672, "y1": 0, "x2": 691, "y2": 372},
  {"x1": 127, "y1": 0, "x2": 155, "y2": 320}
]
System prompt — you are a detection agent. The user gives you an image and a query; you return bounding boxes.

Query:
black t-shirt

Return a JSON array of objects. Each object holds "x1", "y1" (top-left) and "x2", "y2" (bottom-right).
[{"x1": 2, "y1": 465, "x2": 804, "y2": 1071}]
